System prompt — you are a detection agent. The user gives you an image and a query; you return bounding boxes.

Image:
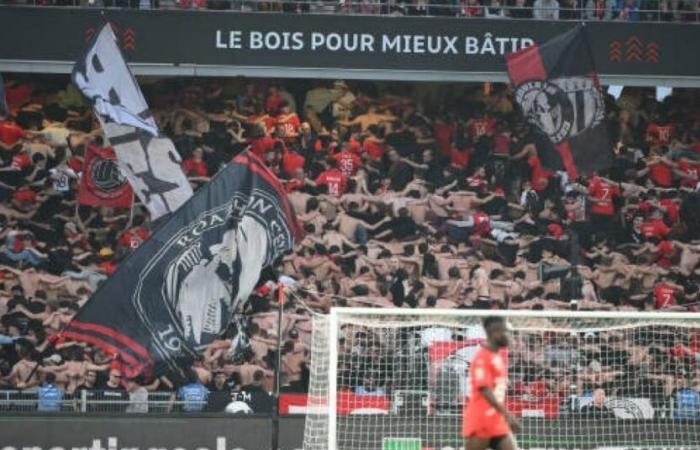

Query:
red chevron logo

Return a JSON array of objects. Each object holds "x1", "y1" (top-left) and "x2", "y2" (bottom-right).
[
  {"x1": 608, "y1": 41, "x2": 622, "y2": 62},
  {"x1": 625, "y1": 36, "x2": 642, "y2": 47},
  {"x1": 645, "y1": 42, "x2": 659, "y2": 63},
  {"x1": 608, "y1": 36, "x2": 659, "y2": 64},
  {"x1": 123, "y1": 28, "x2": 136, "y2": 52}
]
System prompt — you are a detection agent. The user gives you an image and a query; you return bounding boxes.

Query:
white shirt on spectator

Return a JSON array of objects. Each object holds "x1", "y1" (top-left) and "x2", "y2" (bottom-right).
[
  {"x1": 533, "y1": 0, "x2": 560, "y2": 19},
  {"x1": 50, "y1": 166, "x2": 78, "y2": 192}
]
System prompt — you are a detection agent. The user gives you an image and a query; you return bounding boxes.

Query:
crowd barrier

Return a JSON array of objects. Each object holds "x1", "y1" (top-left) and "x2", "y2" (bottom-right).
[{"x1": 0, "y1": 415, "x2": 698, "y2": 450}]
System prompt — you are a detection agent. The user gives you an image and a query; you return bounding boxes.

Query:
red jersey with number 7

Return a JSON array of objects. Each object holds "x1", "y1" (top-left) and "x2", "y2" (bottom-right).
[
  {"x1": 589, "y1": 177, "x2": 619, "y2": 216},
  {"x1": 654, "y1": 283, "x2": 679, "y2": 309},
  {"x1": 463, "y1": 346, "x2": 510, "y2": 438}
]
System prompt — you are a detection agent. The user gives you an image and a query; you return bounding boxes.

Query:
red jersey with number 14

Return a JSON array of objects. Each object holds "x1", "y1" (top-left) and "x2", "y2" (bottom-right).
[{"x1": 463, "y1": 346, "x2": 510, "y2": 438}]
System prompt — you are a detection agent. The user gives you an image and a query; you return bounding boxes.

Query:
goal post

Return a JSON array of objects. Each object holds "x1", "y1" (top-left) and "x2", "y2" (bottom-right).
[{"x1": 303, "y1": 308, "x2": 700, "y2": 450}]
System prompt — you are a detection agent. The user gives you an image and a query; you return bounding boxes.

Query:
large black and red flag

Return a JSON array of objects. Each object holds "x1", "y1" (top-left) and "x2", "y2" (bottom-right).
[
  {"x1": 61, "y1": 150, "x2": 302, "y2": 380},
  {"x1": 506, "y1": 24, "x2": 612, "y2": 179},
  {"x1": 78, "y1": 145, "x2": 133, "y2": 209}
]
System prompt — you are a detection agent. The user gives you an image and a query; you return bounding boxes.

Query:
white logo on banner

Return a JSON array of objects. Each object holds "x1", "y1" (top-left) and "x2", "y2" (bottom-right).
[{"x1": 514, "y1": 77, "x2": 605, "y2": 144}]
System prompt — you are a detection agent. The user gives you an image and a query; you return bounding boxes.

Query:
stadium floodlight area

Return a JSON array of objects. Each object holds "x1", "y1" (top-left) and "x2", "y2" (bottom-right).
[{"x1": 302, "y1": 308, "x2": 700, "y2": 450}]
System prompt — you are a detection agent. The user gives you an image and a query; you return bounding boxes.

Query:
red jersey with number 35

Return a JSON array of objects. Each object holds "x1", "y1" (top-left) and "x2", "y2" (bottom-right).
[{"x1": 463, "y1": 346, "x2": 510, "y2": 437}]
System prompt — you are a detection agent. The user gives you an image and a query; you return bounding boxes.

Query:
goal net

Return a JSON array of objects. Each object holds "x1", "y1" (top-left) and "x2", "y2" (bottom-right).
[{"x1": 302, "y1": 308, "x2": 700, "y2": 450}]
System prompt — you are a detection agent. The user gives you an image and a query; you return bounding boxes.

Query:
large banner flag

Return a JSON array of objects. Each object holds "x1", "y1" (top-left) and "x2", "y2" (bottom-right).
[
  {"x1": 72, "y1": 23, "x2": 192, "y2": 219},
  {"x1": 62, "y1": 151, "x2": 302, "y2": 380},
  {"x1": 78, "y1": 145, "x2": 133, "y2": 209},
  {"x1": 0, "y1": 73, "x2": 8, "y2": 120},
  {"x1": 506, "y1": 25, "x2": 612, "y2": 179}
]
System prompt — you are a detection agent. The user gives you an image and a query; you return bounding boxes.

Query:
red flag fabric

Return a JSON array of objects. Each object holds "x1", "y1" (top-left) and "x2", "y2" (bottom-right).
[{"x1": 78, "y1": 145, "x2": 133, "y2": 208}]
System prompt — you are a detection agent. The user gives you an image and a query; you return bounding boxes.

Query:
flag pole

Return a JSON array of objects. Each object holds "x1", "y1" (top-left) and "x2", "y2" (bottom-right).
[{"x1": 271, "y1": 282, "x2": 285, "y2": 450}]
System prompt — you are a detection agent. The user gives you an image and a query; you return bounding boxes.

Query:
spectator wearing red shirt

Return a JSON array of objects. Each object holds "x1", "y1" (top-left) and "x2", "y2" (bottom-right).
[
  {"x1": 0, "y1": 121, "x2": 24, "y2": 149},
  {"x1": 309, "y1": 158, "x2": 347, "y2": 197},
  {"x1": 673, "y1": 159, "x2": 700, "y2": 189},
  {"x1": 13, "y1": 186, "x2": 37, "y2": 205},
  {"x1": 512, "y1": 143, "x2": 552, "y2": 193},
  {"x1": 182, "y1": 148, "x2": 209, "y2": 179},
  {"x1": 461, "y1": 0, "x2": 483, "y2": 16},
  {"x1": 659, "y1": 197, "x2": 680, "y2": 224},
  {"x1": 97, "y1": 247, "x2": 118, "y2": 275},
  {"x1": 11, "y1": 151, "x2": 31, "y2": 171},
  {"x1": 275, "y1": 102, "x2": 301, "y2": 141},
  {"x1": 645, "y1": 122, "x2": 674, "y2": 147},
  {"x1": 333, "y1": 147, "x2": 362, "y2": 178},
  {"x1": 641, "y1": 153, "x2": 674, "y2": 187},
  {"x1": 249, "y1": 126, "x2": 278, "y2": 159},
  {"x1": 433, "y1": 117, "x2": 456, "y2": 157},
  {"x1": 655, "y1": 240, "x2": 675, "y2": 268},
  {"x1": 588, "y1": 175, "x2": 620, "y2": 237},
  {"x1": 282, "y1": 168, "x2": 305, "y2": 193},
  {"x1": 363, "y1": 125, "x2": 386, "y2": 161},
  {"x1": 466, "y1": 166, "x2": 488, "y2": 194},
  {"x1": 264, "y1": 85, "x2": 285, "y2": 116},
  {"x1": 175, "y1": 0, "x2": 206, "y2": 9},
  {"x1": 118, "y1": 227, "x2": 151, "y2": 251},
  {"x1": 640, "y1": 209, "x2": 671, "y2": 241},
  {"x1": 281, "y1": 148, "x2": 305, "y2": 179},
  {"x1": 450, "y1": 145, "x2": 471, "y2": 172},
  {"x1": 471, "y1": 210, "x2": 492, "y2": 235},
  {"x1": 653, "y1": 277, "x2": 683, "y2": 310},
  {"x1": 3, "y1": 81, "x2": 32, "y2": 113},
  {"x1": 466, "y1": 115, "x2": 495, "y2": 141}
]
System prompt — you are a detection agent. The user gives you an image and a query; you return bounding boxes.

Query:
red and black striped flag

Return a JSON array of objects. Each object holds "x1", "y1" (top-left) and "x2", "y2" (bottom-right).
[{"x1": 506, "y1": 24, "x2": 612, "y2": 179}]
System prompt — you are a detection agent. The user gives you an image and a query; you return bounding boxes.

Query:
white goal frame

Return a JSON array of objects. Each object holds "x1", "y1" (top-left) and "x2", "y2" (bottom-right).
[{"x1": 324, "y1": 307, "x2": 700, "y2": 450}]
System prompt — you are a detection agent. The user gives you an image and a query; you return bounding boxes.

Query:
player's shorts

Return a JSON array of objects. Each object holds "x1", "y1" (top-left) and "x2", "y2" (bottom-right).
[
  {"x1": 467, "y1": 434, "x2": 508, "y2": 450},
  {"x1": 463, "y1": 415, "x2": 510, "y2": 439}
]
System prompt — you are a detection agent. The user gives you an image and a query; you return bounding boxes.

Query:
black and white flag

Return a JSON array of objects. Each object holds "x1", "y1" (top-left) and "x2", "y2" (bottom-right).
[
  {"x1": 62, "y1": 151, "x2": 303, "y2": 381},
  {"x1": 72, "y1": 24, "x2": 192, "y2": 219}
]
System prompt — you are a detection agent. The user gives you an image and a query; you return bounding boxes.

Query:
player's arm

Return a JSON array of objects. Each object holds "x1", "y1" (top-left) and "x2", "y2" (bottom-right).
[{"x1": 478, "y1": 386, "x2": 522, "y2": 433}]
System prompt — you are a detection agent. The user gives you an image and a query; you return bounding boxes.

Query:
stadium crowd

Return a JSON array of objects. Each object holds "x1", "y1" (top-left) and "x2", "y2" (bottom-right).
[
  {"x1": 0, "y1": 0, "x2": 698, "y2": 22},
  {"x1": 0, "y1": 75, "x2": 699, "y2": 413}
]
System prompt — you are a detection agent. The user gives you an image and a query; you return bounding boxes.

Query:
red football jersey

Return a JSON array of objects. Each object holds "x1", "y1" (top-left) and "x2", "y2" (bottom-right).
[
  {"x1": 276, "y1": 113, "x2": 301, "y2": 139},
  {"x1": 363, "y1": 138, "x2": 385, "y2": 161},
  {"x1": 640, "y1": 219, "x2": 671, "y2": 240},
  {"x1": 333, "y1": 150, "x2": 361, "y2": 178},
  {"x1": 182, "y1": 159, "x2": 208, "y2": 177},
  {"x1": 589, "y1": 177, "x2": 619, "y2": 216},
  {"x1": 647, "y1": 161, "x2": 673, "y2": 187},
  {"x1": 472, "y1": 211, "x2": 491, "y2": 234},
  {"x1": 463, "y1": 346, "x2": 510, "y2": 438},
  {"x1": 677, "y1": 160, "x2": 700, "y2": 188},
  {"x1": 315, "y1": 168, "x2": 347, "y2": 197},
  {"x1": 654, "y1": 283, "x2": 679, "y2": 309},
  {"x1": 468, "y1": 117, "x2": 495, "y2": 140},
  {"x1": 646, "y1": 123, "x2": 674, "y2": 146}
]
